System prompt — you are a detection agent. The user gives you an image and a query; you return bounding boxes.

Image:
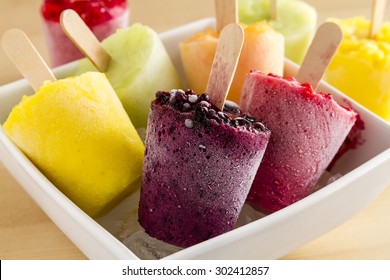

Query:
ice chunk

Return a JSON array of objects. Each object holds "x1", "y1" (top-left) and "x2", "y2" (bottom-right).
[{"x1": 122, "y1": 231, "x2": 182, "y2": 260}]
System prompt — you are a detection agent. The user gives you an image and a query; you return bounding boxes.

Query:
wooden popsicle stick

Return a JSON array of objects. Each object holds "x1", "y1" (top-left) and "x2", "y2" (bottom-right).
[
  {"x1": 1, "y1": 29, "x2": 56, "y2": 91},
  {"x1": 206, "y1": 23, "x2": 244, "y2": 110},
  {"x1": 370, "y1": 0, "x2": 387, "y2": 38},
  {"x1": 60, "y1": 9, "x2": 111, "y2": 72},
  {"x1": 270, "y1": 0, "x2": 278, "y2": 21},
  {"x1": 296, "y1": 22, "x2": 343, "y2": 91},
  {"x1": 215, "y1": 0, "x2": 238, "y2": 33}
]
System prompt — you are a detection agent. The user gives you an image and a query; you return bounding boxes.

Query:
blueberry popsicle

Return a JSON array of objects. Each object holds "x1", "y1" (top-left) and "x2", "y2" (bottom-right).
[
  {"x1": 138, "y1": 90, "x2": 270, "y2": 247},
  {"x1": 138, "y1": 24, "x2": 270, "y2": 247},
  {"x1": 240, "y1": 72, "x2": 357, "y2": 213}
]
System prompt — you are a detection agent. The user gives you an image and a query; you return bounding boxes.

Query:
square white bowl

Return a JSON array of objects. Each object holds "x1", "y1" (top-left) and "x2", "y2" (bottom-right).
[{"x1": 1, "y1": 18, "x2": 390, "y2": 259}]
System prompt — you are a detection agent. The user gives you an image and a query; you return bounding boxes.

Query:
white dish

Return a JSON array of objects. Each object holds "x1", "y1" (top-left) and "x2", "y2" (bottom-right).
[{"x1": 1, "y1": 18, "x2": 390, "y2": 259}]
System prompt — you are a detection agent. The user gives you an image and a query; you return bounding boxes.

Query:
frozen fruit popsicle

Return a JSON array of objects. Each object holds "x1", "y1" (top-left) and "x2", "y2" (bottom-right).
[
  {"x1": 139, "y1": 24, "x2": 270, "y2": 247},
  {"x1": 238, "y1": 0, "x2": 317, "y2": 64},
  {"x1": 2, "y1": 29, "x2": 144, "y2": 217},
  {"x1": 180, "y1": 0, "x2": 284, "y2": 104},
  {"x1": 241, "y1": 72, "x2": 357, "y2": 212},
  {"x1": 4, "y1": 72, "x2": 144, "y2": 217},
  {"x1": 73, "y1": 21, "x2": 182, "y2": 129},
  {"x1": 138, "y1": 90, "x2": 270, "y2": 247},
  {"x1": 41, "y1": 0, "x2": 129, "y2": 67},
  {"x1": 325, "y1": 17, "x2": 390, "y2": 122},
  {"x1": 240, "y1": 22, "x2": 357, "y2": 213}
]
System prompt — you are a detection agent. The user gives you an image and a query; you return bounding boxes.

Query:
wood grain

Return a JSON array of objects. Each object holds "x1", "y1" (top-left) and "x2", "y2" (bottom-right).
[
  {"x1": 1, "y1": 0, "x2": 390, "y2": 260},
  {"x1": 1, "y1": 29, "x2": 56, "y2": 91},
  {"x1": 370, "y1": 0, "x2": 387, "y2": 37},
  {"x1": 296, "y1": 22, "x2": 342, "y2": 90},
  {"x1": 215, "y1": 0, "x2": 238, "y2": 32},
  {"x1": 60, "y1": 9, "x2": 111, "y2": 72},
  {"x1": 206, "y1": 23, "x2": 244, "y2": 110}
]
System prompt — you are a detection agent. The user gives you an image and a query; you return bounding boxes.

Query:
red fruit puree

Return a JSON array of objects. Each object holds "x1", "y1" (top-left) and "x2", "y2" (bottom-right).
[{"x1": 41, "y1": 0, "x2": 129, "y2": 67}]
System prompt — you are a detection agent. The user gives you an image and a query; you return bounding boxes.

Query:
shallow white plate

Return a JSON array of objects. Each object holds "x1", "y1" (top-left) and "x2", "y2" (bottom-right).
[{"x1": 1, "y1": 18, "x2": 390, "y2": 260}]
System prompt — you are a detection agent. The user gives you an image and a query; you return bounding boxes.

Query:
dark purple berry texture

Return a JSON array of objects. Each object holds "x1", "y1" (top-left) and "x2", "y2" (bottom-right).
[{"x1": 138, "y1": 89, "x2": 270, "y2": 248}]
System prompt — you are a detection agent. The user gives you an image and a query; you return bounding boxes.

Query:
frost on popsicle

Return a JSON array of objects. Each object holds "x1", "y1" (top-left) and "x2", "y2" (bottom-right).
[
  {"x1": 138, "y1": 89, "x2": 271, "y2": 247},
  {"x1": 241, "y1": 72, "x2": 357, "y2": 213},
  {"x1": 138, "y1": 24, "x2": 273, "y2": 248}
]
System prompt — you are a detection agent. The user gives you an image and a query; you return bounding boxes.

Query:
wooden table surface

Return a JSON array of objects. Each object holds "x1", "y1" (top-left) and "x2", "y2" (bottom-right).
[{"x1": 1, "y1": 0, "x2": 390, "y2": 260}]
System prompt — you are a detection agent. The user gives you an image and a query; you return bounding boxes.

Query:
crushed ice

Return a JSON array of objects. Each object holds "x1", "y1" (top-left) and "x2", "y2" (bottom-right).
[
  {"x1": 185, "y1": 119, "x2": 194, "y2": 128},
  {"x1": 122, "y1": 231, "x2": 182, "y2": 260},
  {"x1": 96, "y1": 171, "x2": 343, "y2": 259}
]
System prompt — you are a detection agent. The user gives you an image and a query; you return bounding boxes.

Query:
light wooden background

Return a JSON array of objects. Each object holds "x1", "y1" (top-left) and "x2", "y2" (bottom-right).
[{"x1": 1, "y1": 0, "x2": 390, "y2": 259}]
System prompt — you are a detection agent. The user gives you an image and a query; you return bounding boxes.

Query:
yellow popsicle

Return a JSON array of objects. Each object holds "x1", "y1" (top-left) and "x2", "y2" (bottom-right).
[
  {"x1": 325, "y1": 17, "x2": 390, "y2": 122},
  {"x1": 3, "y1": 72, "x2": 144, "y2": 217}
]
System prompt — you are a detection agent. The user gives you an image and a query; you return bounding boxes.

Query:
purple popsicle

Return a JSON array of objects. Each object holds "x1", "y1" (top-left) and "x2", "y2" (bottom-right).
[
  {"x1": 240, "y1": 71, "x2": 357, "y2": 213},
  {"x1": 138, "y1": 89, "x2": 270, "y2": 248}
]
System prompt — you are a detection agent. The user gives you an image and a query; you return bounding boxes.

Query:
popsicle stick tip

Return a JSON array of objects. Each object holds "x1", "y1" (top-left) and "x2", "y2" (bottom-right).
[
  {"x1": 370, "y1": 0, "x2": 387, "y2": 38},
  {"x1": 1, "y1": 28, "x2": 26, "y2": 48},
  {"x1": 60, "y1": 9, "x2": 75, "y2": 22},
  {"x1": 60, "y1": 8, "x2": 111, "y2": 72},
  {"x1": 296, "y1": 22, "x2": 343, "y2": 91},
  {"x1": 1, "y1": 28, "x2": 56, "y2": 91},
  {"x1": 270, "y1": 0, "x2": 278, "y2": 21},
  {"x1": 2, "y1": 28, "x2": 20, "y2": 39},
  {"x1": 318, "y1": 22, "x2": 343, "y2": 41},
  {"x1": 222, "y1": 23, "x2": 244, "y2": 37},
  {"x1": 60, "y1": 9, "x2": 82, "y2": 30}
]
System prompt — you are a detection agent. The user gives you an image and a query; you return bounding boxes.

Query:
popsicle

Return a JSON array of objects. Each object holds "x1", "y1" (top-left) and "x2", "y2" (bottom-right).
[
  {"x1": 66, "y1": 10, "x2": 182, "y2": 129},
  {"x1": 138, "y1": 24, "x2": 271, "y2": 247},
  {"x1": 2, "y1": 29, "x2": 144, "y2": 217},
  {"x1": 180, "y1": 0, "x2": 284, "y2": 104},
  {"x1": 240, "y1": 23, "x2": 357, "y2": 213},
  {"x1": 325, "y1": 12, "x2": 390, "y2": 122},
  {"x1": 238, "y1": 0, "x2": 317, "y2": 64},
  {"x1": 41, "y1": 0, "x2": 129, "y2": 67}
]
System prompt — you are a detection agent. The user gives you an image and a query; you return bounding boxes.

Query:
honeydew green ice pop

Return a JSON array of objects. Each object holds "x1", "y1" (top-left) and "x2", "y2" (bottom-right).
[
  {"x1": 62, "y1": 10, "x2": 182, "y2": 129},
  {"x1": 238, "y1": 0, "x2": 317, "y2": 64}
]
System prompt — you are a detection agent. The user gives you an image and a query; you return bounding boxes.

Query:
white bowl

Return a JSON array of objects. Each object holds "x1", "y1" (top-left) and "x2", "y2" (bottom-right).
[{"x1": 1, "y1": 18, "x2": 390, "y2": 260}]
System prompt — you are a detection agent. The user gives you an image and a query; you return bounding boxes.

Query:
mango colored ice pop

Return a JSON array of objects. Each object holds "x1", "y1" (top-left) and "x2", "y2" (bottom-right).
[
  {"x1": 3, "y1": 72, "x2": 145, "y2": 217},
  {"x1": 180, "y1": 21, "x2": 284, "y2": 103},
  {"x1": 325, "y1": 17, "x2": 390, "y2": 122},
  {"x1": 238, "y1": 0, "x2": 317, "y2": 64}
]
